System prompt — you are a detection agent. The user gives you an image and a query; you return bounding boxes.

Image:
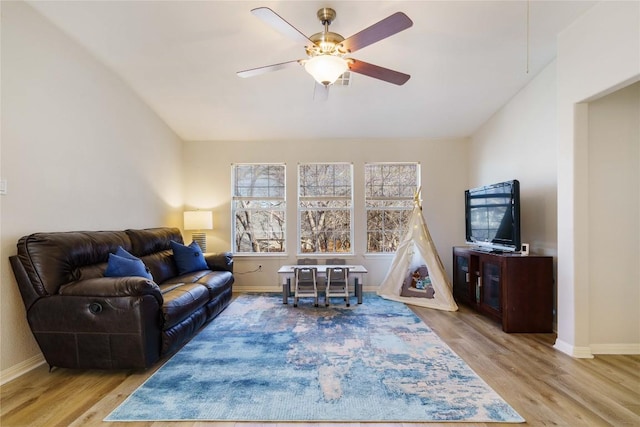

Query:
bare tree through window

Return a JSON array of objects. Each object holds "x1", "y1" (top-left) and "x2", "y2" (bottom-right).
[
  {"x1": 365, "y1": 163, "x2": 420, "y2": 252},
  {"x1": 232, "y1": 164, "x2": 286, "y2": 253},
  {"x1": 298, "y1": 163, "x2": 353, "y2": 254}
]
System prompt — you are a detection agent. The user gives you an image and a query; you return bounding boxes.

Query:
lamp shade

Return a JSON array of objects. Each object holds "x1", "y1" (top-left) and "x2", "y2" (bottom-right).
[
  {"x1": 304, "y1": 55, "x2": 348, "y2": 86},
  {"x1": 183, "y1": 210, "x2": 213, "y2": 230}
]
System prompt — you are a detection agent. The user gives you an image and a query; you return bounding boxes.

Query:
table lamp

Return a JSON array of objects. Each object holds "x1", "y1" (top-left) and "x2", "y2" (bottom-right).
[{"x1": 183, "y1": 210, "x2": 213, "y2": 253}]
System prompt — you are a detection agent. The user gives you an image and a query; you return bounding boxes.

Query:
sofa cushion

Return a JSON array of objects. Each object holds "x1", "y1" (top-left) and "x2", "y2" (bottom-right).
[
  {"x1": 141, "y1": 250, "x2": 178, "y2": 284},
  {"x1": 158, "y1": 282, "x2": 210, "y2": 329},
  {"x1": 170, "y1": 241, "x2": 208, "y2": 275},
  {"x1": 163, "y1": 270, "x2": 234, "y2": 300},
  {"x1": 105, "y1": 253, "x2": 153, "y2": 280},
  {"x1": 126, "y1": 228, "x2": 183, "y2": 256},
  {"x1": 198, "y1": 271, "x2": 234, "y2": 299}
]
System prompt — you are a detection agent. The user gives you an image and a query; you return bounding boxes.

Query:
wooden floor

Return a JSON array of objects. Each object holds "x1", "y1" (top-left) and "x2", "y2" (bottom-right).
[{"x1": 1, "y1": 302, "x2": 639, "y2": 427}]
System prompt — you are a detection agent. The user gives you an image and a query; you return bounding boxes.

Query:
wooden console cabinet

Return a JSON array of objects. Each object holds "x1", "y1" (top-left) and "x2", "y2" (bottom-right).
[{"x1": 452, "y1": 246, "x2": 554, "y2": 333}]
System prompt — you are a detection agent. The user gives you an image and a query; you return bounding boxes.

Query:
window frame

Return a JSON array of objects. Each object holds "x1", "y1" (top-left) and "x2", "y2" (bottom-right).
[
  {"x1": 364, "y1": 162, "x2": 421, "y2": 254},
  {"x1": 297, "y1": 162, "x2": 354, "y2": 256},
  {"x1": 231, "y1": 163, "x2": 287, "y2": 256}
]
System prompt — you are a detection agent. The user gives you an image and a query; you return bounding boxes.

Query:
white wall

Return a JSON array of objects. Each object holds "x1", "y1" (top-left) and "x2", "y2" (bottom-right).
[
  {"x1": 587, "y1": 82, "x2": 639, "y2": 353},
  {"x1": 555, "y1": 1, "x2": 640, "y2": 357},
  {"x1": 182, "y1": 138, "x2": 469, "y2": 291},
  {"x1": 0, "y1": 2, "x2": 184, "y2": 382},
  {"x1": 470, "y1": 61, "x2": 558, "y2": 257}
]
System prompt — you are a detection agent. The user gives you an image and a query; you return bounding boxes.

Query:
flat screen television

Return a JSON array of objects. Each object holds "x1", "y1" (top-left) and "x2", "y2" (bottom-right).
[{"x1": 465, "y1": 179, "x2": 521, "y2": 252}]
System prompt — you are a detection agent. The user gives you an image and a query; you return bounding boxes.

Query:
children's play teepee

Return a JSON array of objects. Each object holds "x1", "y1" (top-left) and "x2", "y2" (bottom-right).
[{"x1": 377, "y1": 195, "x2": 458, "y2": 312}]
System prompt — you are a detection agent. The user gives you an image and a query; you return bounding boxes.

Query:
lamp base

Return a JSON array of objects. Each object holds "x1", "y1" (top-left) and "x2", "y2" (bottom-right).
[{"x1": 190, "y1": 232, "x2": 207, "y2": 253}]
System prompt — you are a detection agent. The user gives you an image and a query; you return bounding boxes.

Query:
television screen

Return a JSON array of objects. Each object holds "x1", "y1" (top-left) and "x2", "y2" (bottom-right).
[{"x1": 465, "y1": 180, "x2": 521, "y2": 251}]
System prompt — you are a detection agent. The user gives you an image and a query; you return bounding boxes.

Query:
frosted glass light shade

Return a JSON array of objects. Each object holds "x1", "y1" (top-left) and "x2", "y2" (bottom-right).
[
  {"x1": 183, "y1": 210, "x2": 213, "y2": 230},
  {"x1": 304, "y1": 55, "x2": 348, "y2": 86}
]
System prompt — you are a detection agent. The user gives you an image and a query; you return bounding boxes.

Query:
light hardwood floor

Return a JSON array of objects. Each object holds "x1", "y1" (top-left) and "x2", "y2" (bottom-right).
[{"x1": 1, "y1": 301, "x2": 639, "y2": 427}]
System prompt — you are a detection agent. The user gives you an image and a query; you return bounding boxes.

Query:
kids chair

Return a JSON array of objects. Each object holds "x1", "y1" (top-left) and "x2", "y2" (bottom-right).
[
  {"x1": 325, "y1": 267, "x2": 350, "y2": 307},
  {"x1": 294, "y1": 267, "x2": 318, "y2": 307}
]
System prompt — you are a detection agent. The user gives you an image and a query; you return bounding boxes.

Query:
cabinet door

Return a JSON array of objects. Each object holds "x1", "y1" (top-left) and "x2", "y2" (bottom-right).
[
  {"x1": 480, "y1": 258, "x2": 502, "y2": 319},
  {"x1": 453, "y1": 254, "x2": 470, "y2": 303}
]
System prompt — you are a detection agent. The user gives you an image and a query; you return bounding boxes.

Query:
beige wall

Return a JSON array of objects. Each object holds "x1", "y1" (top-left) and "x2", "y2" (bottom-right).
[
  {"x1": 587, "y1": 82, "x2": 639, "y2": 352},
  {"x1": 556, "y1": 0, "x2": 640, "y2": 357},
  {"x1": 182, "y1": 138, "x2": 469, "y2": 291},
  {"x1": 0, "y1": 2, "x2": 184, "y2": 382}
]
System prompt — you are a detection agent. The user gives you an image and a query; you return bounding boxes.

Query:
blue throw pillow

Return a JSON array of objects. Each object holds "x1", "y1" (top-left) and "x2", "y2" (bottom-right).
[
  {"x1": 170, "y1": 240, "x2": 208, "y2": 275},
  {"x1": 115, "y1": 246, "x2": 138, "y2": 261},
  {"x1": 105, "y1": 253, "x2": 153, "y2": 280}
]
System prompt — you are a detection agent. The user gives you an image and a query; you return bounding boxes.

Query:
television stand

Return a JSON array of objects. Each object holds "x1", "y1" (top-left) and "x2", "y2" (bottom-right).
[
  {"x1": 473, "y1": 246, "x2": 494, "y2": 253},
  {"x1": 452, "y1": 246, "x2": 554, "y2": 333}
]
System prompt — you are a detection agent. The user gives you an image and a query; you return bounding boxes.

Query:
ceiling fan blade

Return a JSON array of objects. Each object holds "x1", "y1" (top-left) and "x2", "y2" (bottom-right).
[
  {"x1": 339, "y1": 12, "x2": 413, "y2": 54},
  {"x1": 347, "y1": 59, "x2": 410, "y2": 85},
  {"x1": 251, "y1": 7, "x2": 313, "y2": 46},
  {"x1": 237, "y1": 60, "x2": 302, "y2": 78}
]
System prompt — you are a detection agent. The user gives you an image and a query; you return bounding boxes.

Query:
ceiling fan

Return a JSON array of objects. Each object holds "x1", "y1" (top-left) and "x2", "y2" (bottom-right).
[{"x1": 237, "y1": 7, "x2": 413, "y2": 88}]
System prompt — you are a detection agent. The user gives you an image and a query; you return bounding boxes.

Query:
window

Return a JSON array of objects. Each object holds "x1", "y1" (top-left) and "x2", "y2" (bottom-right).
[
  {"x1": 232, "y1": 164, "x2": 286, "y2": 254},
  {"x1": 365, "y1": 163, "x2": 420, "y2": 253},
  {"x1": 298, "y1": 163, "x2": 353, "y2": 254}
]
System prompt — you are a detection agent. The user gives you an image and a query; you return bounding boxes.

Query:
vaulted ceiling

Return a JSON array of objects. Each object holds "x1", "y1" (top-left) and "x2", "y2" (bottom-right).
[{"x1": 27, "y1": 1, "x2": 596, "y2": 141}]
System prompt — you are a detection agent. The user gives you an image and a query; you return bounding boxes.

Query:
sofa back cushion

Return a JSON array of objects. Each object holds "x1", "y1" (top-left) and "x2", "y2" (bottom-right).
[
  {"x1": 126, "y1": 228, "x2": 183, "y2": 256},
  {"x1": 126, "y1": 228, "x2": 183, "y2": 284},
  {"x1": 17, "y1": 231, "x2": 132, "y2": 296}
]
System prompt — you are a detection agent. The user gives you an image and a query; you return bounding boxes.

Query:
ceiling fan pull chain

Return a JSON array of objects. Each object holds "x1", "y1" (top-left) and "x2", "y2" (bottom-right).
[{"x1": 526, "y1": 0, "x2": 530, "y2": 74}]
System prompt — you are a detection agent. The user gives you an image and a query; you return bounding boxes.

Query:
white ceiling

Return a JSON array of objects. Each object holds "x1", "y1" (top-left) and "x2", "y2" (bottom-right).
[{"x1": 27, "y1": 0, "x2": 596, "y2": 141}]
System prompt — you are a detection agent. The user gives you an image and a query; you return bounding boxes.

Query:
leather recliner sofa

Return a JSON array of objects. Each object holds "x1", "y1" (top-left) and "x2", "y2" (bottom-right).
[{"x1": 9, "y1": 227, "x2": 234, "y2": 370}]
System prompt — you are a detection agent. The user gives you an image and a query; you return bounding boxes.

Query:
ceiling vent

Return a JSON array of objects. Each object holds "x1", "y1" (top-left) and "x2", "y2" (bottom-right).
[{"x1": 333, "y1": 71, "x2": 352, "y2": 86}]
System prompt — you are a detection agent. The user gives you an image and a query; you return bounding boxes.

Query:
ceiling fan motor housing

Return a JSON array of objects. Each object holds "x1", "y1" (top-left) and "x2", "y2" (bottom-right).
[
  {"x1": 306, "y1": 8, "x2": 347, "y2": 57},
  {"x1": 307, "y1": 32, "x2": 345, "y2": 56}
]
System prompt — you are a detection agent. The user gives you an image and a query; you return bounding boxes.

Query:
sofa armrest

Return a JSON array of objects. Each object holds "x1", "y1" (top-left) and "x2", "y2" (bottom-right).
[
  {"x1": 59, "y1": 277, "x2": 163, "y2": 305},
  {"x1": 9, "y1": 255, "x2": 41, "y2": 311},
  {"x1": 204, "y1": 251, "x2": 233, "y2": 273}
]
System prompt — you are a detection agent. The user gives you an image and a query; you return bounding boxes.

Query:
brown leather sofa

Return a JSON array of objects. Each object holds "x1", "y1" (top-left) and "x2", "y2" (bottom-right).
[{"x1": 9, "y1": 227, "x2": 233, "y2": 370}]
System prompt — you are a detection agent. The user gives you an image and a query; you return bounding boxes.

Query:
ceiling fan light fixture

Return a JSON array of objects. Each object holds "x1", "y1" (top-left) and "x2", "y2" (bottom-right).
[{"x1": 304, "y1": 55, "x2": 349, "y2": 86}]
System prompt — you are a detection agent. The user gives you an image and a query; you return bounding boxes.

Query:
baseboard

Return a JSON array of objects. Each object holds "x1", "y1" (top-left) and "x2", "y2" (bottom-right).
[
  {"x1": 590, "y1": 343, "x2": 640, "y2": 355},
  {"x1": 234, "y1": 285, "x2": 282, "y2": 293},
  {"x1": 234, "y1": 285, "x2": 379, "y2": 293},
  {"x1": 553, "y1": 339, "x2": 594, "y2": 358},
  {"x1": 0, "y1": 354, "x2": 46, "y2": 386}
]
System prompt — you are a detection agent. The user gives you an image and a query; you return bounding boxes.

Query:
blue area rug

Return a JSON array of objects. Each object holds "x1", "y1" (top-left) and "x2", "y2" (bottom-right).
[{"x1": 105, "y1": 293, "x2": 524, "y2": 422}]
